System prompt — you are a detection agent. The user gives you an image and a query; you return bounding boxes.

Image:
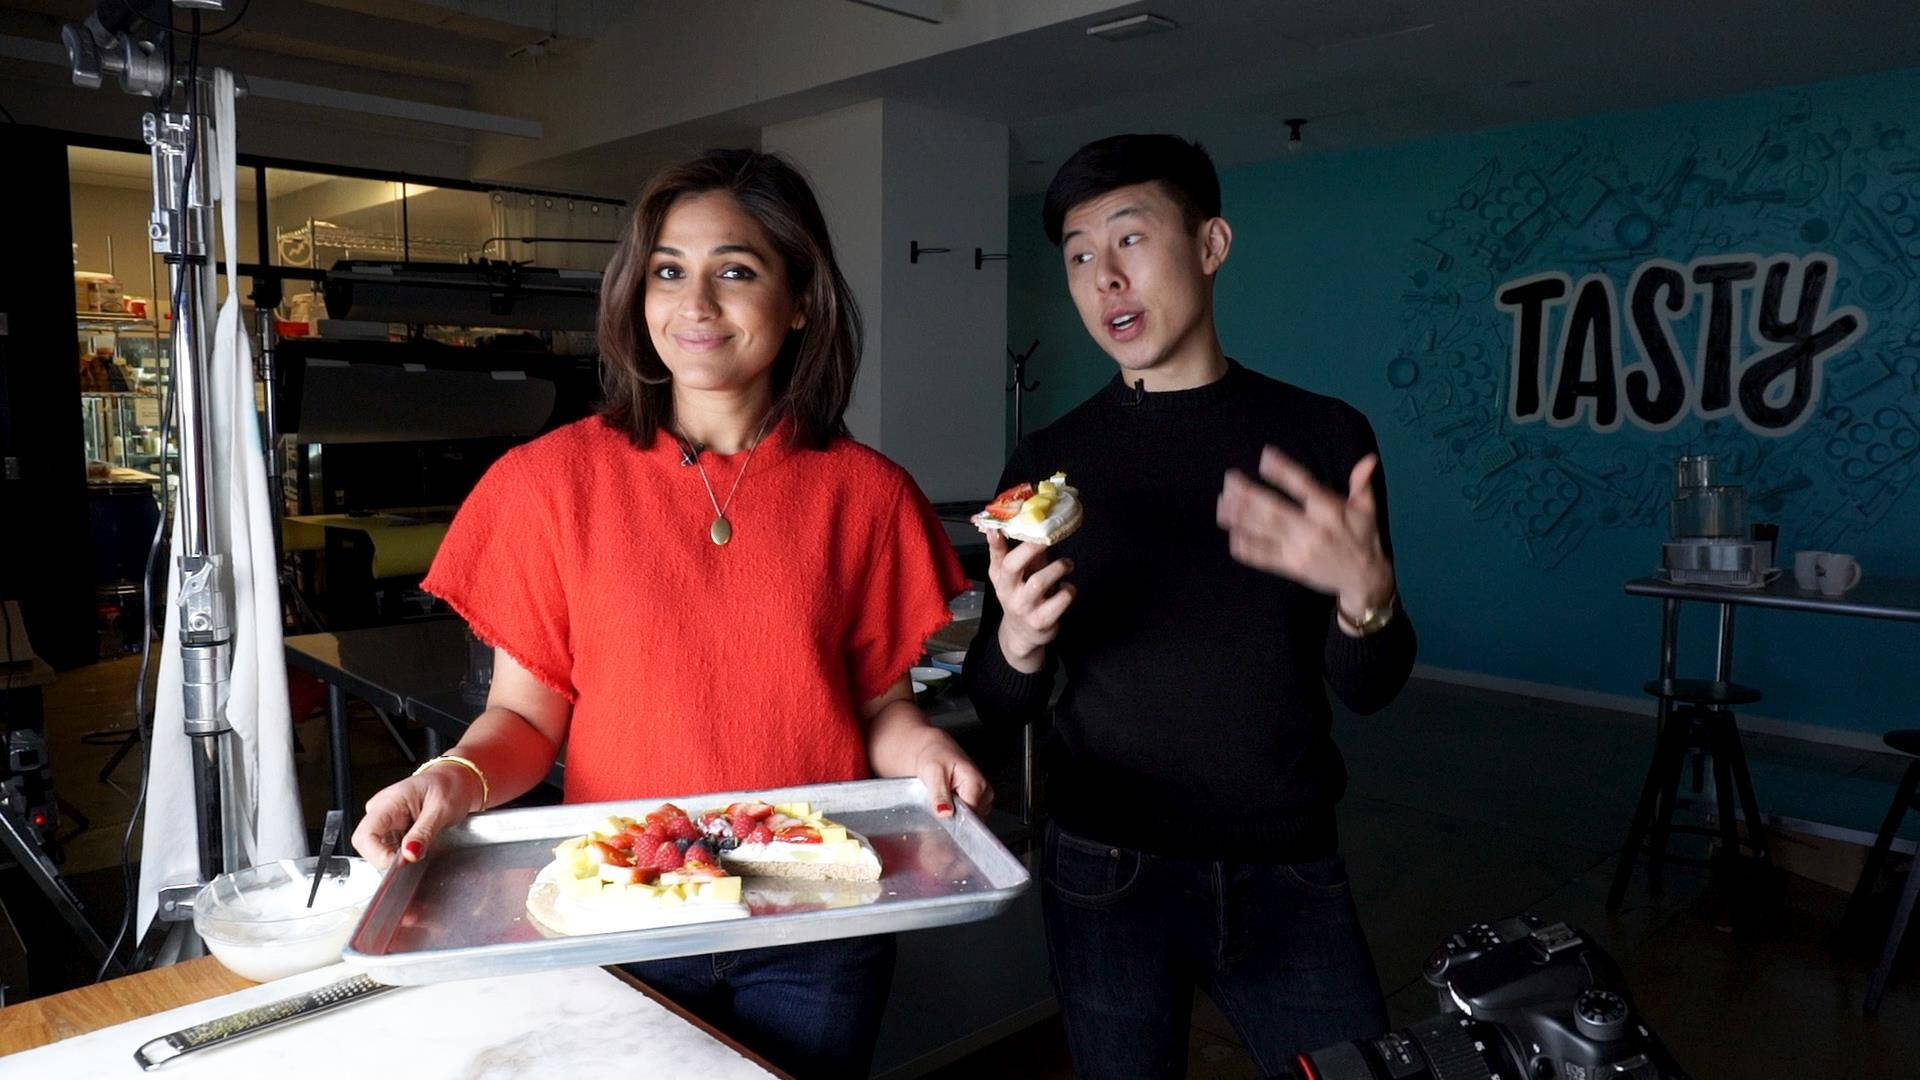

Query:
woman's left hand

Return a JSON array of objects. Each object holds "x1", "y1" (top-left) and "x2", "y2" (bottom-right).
[
  {"x1": 915, "y1": 735, "x2": 995, "y2": 819},
  {"x1": 862, "y1": 675, "x2": 995, "y2": 819}
]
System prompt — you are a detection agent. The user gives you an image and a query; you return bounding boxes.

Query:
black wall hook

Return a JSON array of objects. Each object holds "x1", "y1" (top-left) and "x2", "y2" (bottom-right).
[
  {"x1": 1007, "y1": 340, "x2": 1041, "y2": 393},
  {"x1": 909, "y1": 240, "x2": 951, "y2": 263},
  {"x1": 975, "y1": 248, "x2": 1009, "y2": 269}
]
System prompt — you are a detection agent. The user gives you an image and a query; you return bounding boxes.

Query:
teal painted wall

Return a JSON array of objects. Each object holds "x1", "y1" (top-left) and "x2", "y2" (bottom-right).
[{"x1": 1006, "y1": 68, "x2": 1920, "y2": 833}]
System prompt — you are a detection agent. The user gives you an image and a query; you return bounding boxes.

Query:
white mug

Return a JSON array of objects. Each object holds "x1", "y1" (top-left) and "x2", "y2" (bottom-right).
[
  {"x1": 1793, "y1": 550, "x2": 1825, "y2": 591},
  {"x1": 1815, "y1": 553, "x2": 1863, "y2": 595}
]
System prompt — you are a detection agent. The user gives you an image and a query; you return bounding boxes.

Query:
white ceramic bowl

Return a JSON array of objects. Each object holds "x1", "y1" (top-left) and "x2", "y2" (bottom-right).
[
  {"x1": 194, "y1": 856, "x2": 381, "y2": 981},
  {"x1": 910, "y1": 666, "x2": 953, "y2": 698}
]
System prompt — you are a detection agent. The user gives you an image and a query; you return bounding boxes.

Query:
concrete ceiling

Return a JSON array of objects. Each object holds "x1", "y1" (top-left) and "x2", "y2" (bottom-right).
[
  {"x1": 0, "y1": 0, "x2": 608, "y2": 176},
  {"x1": 4, "y1": 0, "x2": 597, "y2": 81},
  {"x1": 563, "y1": 0, "x2": 1920, "y2": 197},
  {"x1": 11, "y1": 1, "x2": 1920, "y2": 198},
  {"x1": 976, "y1": 0, "x2": 1920, "y2": 192},
  {"x1": 475, "y1": 0, "x2": 1920, "y2": 196}
]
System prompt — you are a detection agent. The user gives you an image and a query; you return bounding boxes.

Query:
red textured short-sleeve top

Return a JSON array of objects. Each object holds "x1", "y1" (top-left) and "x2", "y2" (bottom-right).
[{"x1": 422, "y1": 414, "x2": 966, "y2": 804}]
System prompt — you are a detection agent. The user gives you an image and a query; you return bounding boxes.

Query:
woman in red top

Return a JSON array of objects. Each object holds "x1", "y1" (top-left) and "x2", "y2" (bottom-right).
[{"x1": 351, "y1": 149, "x2": 989, "y2": 1079}]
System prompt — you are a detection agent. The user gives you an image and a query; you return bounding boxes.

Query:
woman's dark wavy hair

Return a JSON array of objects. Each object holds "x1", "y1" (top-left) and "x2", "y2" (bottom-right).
[{"x1": 597, "y1": 148, "x2": 860, "y2": 450}]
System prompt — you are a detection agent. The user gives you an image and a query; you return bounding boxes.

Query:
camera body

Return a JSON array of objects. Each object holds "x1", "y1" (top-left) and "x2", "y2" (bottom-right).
[{"x1": 1294, "y1": 914, "x2": 1690, "y2": 1080}]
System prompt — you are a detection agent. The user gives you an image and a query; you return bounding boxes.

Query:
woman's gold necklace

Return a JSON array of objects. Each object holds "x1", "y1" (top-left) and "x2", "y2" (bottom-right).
[{"x1": 681, "y1": 409, "x2": 776, "y2": 546}]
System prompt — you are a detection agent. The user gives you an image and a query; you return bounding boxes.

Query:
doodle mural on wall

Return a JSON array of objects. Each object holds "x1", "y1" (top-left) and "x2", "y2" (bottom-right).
[{"x1": 1390, "y1": 93, "x2": 1920, "y2": 568}]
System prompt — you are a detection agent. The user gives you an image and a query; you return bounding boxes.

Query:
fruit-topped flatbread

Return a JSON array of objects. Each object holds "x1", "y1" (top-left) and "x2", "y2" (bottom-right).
[
  {"x1": 972, "y1": 472, "x2": 1083, "y2": 546},
  {"x1": 526, "y1": 803, "x2": 749, "y2": 936},
  {"x1": 699, "y1": 801, "x2": 883, "y2": 883}
]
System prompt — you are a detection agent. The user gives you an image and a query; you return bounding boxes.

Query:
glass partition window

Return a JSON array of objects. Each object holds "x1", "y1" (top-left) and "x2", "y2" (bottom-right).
[
  {"x1": 486, "y1": 190, "x2": 625, "y2": 270},
  {"x1": 68, "y1": 147, "x2": 258, "y2": 479}
]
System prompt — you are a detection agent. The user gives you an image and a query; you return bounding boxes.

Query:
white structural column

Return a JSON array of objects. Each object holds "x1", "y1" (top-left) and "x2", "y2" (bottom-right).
[{"x1": 765, "y1": 100, "x2": 1009, "y2": 502}]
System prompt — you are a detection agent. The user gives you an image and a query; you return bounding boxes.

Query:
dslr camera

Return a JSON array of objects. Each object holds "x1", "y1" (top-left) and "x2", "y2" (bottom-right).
[{"x1": 1291, "y1": 914, "x2": 1689, "y2": 1080}]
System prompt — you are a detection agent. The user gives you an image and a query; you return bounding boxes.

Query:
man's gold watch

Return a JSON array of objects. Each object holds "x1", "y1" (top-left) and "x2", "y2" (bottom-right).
[{"x1": 1339, "y1": 591, "x2": 1397, "y2": 637}]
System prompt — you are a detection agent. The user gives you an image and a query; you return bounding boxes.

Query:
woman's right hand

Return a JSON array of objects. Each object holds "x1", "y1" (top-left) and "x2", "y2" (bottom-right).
[
  {"x1": 351, "y1": 763, "x2": 483, "y2": 870},
  {"x1": 985, "y1": 530, "x2": 1076, "y2": 673}
]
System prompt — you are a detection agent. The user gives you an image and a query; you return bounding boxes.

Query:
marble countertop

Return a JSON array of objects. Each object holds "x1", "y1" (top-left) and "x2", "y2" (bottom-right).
[{"x1": 6, "y1": 963, "x2": 778, "y2": 1079}]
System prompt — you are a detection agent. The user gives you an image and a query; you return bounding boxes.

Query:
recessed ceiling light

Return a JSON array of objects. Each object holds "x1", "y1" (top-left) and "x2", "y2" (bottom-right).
[{"x1": 1086, "y1": 13, "x2": 1177, "y2": 41}]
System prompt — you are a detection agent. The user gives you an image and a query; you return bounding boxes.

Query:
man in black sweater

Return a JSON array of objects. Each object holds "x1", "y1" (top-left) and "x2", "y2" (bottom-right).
[{"x1": 964, "y1": 134, "x2": 1416, "y2": 1078}]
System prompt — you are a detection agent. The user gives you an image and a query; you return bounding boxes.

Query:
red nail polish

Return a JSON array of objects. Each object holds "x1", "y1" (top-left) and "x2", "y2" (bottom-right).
[
  {"x1": 936, "y1": 802, "x2": 952, "y2": 814},
  {"x1": 403, "y1": 840, "x2": 424, "y2": 860}
]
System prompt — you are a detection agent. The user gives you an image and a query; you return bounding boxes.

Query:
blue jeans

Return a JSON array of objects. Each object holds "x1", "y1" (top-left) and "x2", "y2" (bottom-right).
[
  {"x1": 1041, "y1": 823, "x2": 1389, "y2": 1079},
  {"x1": 623, "y1": 934, "x2": 895, "y2": 1080}
]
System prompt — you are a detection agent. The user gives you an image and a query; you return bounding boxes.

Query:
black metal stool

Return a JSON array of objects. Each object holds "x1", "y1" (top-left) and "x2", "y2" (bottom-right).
[
  {"x1": 1848, "y1": 730, "x2": 1920, "y2": 1014},
  {"x1": 1608, "y1": 678, "x2": 1771, "y2": 911}
]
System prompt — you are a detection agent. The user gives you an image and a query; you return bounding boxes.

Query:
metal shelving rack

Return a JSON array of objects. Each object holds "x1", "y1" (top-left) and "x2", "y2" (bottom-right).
[{"x1": 276, "y1": 218, "x2": 479, "y2": 266}]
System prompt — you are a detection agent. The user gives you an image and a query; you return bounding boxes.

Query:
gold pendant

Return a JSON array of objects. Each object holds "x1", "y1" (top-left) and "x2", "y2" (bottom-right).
[{"x1": 710, "y1": 516, "x2": 732, "y2": 545}]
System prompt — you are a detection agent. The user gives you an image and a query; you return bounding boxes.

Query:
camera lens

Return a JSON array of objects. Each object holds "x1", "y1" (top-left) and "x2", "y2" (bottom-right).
[{"x1": 1293, "y1": 1017, "x2": 1524, "y2": 1080}]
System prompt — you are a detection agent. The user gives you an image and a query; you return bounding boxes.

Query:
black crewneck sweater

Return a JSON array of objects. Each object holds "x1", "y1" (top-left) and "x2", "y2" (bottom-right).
[{"x1": 963, "y1": 361, "x2": 1416, "y2": 861}]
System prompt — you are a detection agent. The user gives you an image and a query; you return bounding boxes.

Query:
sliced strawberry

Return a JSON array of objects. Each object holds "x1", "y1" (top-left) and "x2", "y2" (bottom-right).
[
  {"x1": 604, "y1": 831, "x2": 637, "y2": 852},
  {"x1": 774, "y1": 825, "x2": 822, "y2": 844},
  {"x1": 685, "y1": 842, "x2": 713, "y2": 863},
  {"x1": 730, "y1": 810, "x2": 757, "y2": 838},
  {"x1": 668, "y1": 816, "x2": 703, "y2": 842},
  {"x1": 652, "y1": 840, "x2": 684, "y2": 870},
  {"x1": 589, "y1": 840, "x2": 633, "y2": 867},
  {"x1": 606, "y1": 865, "x2": 661, "y2": 885},
  {"x1": 677, "y1": 858, "x2": 723, "y2": 880},
  {"x1": 747, "y1": 823, "x2": 774, "y2": 845},
  {"x1": 985, "y1": 483, "x2": 1036, "y2": 521}
]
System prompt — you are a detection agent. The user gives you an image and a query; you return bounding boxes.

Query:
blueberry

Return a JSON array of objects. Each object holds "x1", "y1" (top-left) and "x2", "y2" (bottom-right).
[{"x1": 674, "y1": 837, "x2": 693, "y2": 853}]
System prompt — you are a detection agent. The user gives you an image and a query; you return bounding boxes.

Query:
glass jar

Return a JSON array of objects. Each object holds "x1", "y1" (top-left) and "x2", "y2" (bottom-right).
[{"x1": 1670, "y1": 484, "x2": 1746, "y2": 538}]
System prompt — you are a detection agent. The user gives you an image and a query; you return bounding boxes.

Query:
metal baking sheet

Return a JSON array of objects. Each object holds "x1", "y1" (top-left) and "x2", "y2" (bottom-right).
[{"x1": 344, "y1": 778, "x2": 1029, "y2": 985}]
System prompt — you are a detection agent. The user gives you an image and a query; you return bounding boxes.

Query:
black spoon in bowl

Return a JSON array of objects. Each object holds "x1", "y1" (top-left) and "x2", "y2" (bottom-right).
[{"x1": 306, "y1": 809, "x2": 344, "y2": 909}]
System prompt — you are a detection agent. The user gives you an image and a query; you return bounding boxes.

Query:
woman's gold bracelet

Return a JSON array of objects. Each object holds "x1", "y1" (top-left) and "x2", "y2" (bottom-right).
[{"x1": 413, "y1": 753, "x2": 490, "y2": 812}]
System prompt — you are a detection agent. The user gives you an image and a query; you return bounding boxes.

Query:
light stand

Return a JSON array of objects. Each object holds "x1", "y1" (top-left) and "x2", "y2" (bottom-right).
[{"x1": 64, "y1": 1, "x2": 251, "y2": 968}]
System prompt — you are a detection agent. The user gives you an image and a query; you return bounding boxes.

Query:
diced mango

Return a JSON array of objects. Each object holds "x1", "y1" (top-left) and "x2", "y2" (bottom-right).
[
  {"x1": 553, "y1": 835, "x2": 587, "y2": 858},
  {"x1": 702, "y1": 877, "x2": 743, "y2": 903},
  {"x1": 817, "y1": 826, "x2": 847, "y2": 845},
  {"x1": 774, "y1": 802, "x2": 813, "y2": 818},
  {"x1": 559, "y1": 874, "x2": 604, "y2": 899},
  {"x1": 596, "y1": 815, "x2": 632, "y2": 838},
  {"x1": 1037, "y1": 481, "x2": 1058, "y2": 498}
]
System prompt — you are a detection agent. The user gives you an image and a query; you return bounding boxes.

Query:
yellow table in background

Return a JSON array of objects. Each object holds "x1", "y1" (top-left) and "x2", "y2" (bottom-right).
[{"x1": 280, "y1": 514, "x2": 448, "y2": 579}]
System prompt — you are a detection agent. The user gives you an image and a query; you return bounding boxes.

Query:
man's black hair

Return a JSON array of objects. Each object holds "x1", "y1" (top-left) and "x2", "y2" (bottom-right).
[{"x1": 1042, "y1": 133, "x2": 1221, "y2": 246}]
